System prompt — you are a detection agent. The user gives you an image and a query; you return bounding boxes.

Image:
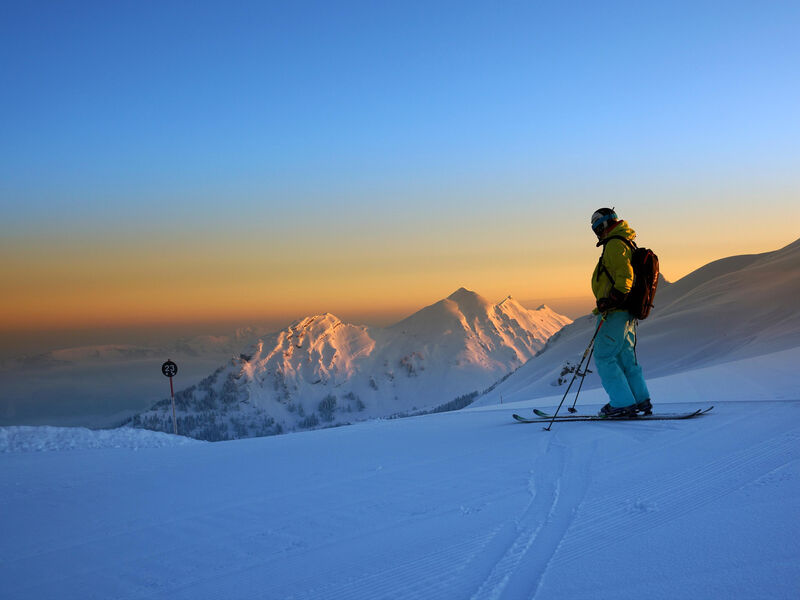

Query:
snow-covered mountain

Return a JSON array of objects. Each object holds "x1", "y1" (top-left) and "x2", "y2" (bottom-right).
[
  {"x1": 132, "y1": 289, "x2": 571, "y2": 440},
  {"x1": 474, "y1": 237, "x2": 800, "y2": 406}
]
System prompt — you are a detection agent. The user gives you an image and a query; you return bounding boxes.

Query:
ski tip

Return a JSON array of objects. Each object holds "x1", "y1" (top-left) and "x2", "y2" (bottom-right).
[{"x1": 513, "y1": 414, "x2": 548, "y2": 424}]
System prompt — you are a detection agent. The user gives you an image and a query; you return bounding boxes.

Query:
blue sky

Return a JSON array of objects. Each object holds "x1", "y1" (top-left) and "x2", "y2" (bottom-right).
[
  {"x1": 1, "y1": 1, "x2": 799, "y2": 346},
  {"x1": 4, "y1": 1, "x2": 799, "y2": 212}
]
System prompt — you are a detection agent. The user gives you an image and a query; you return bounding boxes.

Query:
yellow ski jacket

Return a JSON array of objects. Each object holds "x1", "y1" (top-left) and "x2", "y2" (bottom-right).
[{"x1": 591, "y1": 221, "x2": 636, "y2": 308}]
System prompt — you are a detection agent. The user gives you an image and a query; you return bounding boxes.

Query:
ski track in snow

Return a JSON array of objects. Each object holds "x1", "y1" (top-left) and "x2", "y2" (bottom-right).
[{"x1": 469, "y1": 437, "x2": 594, "y2": 600}]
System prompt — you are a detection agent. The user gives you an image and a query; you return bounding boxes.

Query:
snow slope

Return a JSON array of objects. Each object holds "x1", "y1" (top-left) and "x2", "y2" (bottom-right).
[
  {"x1": 2, "y1": 353, "x2": 799, "y2": 599},
  {"x1": 474, "y1": 237, "x2": 800, "y2": 406},
  {"x1": 131, "y1": 289, "x2": 571, "y2": 440}
]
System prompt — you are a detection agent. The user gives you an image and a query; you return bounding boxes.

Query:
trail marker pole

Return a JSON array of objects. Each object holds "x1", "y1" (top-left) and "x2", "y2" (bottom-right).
[{"x1": 162, "y1": 359, "x2": 179, "y2": 435}]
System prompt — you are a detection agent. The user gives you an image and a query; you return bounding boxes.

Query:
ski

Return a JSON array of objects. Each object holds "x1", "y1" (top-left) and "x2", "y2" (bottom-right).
[
  {"x1": 532, "y1": 406, "x2": 714, "y2": 419},
  {"x1": 513, "y1": 406, "x2": 713, "y2": 424}
]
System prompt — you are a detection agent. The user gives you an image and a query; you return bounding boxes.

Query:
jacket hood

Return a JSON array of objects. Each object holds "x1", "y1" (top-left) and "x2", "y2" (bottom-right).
[{"x1": 597, "y1": 220, "x2": 636, "y2": 246}]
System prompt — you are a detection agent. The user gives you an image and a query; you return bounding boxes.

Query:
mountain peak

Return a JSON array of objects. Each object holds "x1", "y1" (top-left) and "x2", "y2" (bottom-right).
[
  {"x1": 293, "y1": 313, "x2": 341, "y2": 327},
  {"x1": 497, "y1": 295, "x2": 527, "y2": 310},
  {"x1": 446, "y1": 288, "x2": 493, "y2": 318},
  {"x1": 447, "y1": 287, "x2": 480, "y2": 301}
]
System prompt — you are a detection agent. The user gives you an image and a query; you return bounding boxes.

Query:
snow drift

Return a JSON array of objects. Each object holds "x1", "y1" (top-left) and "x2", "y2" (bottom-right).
[{"x1": 0, "y1": 425, "x2": 200, "y2": 453}]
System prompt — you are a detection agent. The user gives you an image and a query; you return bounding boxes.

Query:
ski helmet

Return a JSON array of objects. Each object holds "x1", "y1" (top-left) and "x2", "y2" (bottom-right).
[{"x1": 591, "y1": 208, "x2": 618, "y2": 235}]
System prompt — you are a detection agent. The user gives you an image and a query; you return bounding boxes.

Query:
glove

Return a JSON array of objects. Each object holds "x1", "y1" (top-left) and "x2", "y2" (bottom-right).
[{"x1": 596, "y1": 288, "x2": 628, "y2": 313}]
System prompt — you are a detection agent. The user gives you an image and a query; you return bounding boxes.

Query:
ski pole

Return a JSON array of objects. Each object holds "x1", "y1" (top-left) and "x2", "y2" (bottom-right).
[
  {"x1": 568, "y1": 344, "x2": 594, "y2": 413},
  {"x1": 544, "y1": 316, "x2": 605, "y2": 432}
]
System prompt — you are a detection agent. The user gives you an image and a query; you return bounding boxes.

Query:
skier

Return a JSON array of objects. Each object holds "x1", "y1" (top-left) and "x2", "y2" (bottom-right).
[{"x1": 590, "y1": 208, "x2": 653, "y2": 417}]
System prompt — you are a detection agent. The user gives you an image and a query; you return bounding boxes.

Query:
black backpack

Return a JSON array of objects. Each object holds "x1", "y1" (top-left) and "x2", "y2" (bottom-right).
[{"x1": 598, "y1": 236, "x2": 660, "y2": 320}]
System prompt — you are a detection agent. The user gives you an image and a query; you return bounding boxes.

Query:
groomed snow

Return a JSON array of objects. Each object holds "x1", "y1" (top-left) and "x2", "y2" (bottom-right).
[{"x1": 1, "y1": 357, "x2": 798, "y2": 599}]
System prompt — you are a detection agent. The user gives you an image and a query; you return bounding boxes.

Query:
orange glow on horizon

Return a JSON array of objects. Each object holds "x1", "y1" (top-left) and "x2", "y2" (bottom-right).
[{"x1": 2, "y1": 200, "x2": 797, "y2": 335}]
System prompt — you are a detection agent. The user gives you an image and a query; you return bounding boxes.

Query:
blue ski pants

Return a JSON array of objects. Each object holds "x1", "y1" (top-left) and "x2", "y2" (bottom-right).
[{"x1": 593, "y1": 312, "x2": 650, "y2": 408}]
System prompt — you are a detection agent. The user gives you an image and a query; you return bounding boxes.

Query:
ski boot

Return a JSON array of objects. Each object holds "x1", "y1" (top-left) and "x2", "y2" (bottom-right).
[
  {"x1": 634, "y1": 398, "x2": 653, "y2": 415},
  {"x1": 598, "y1": 403, "x2": 638, "y2": 418}
]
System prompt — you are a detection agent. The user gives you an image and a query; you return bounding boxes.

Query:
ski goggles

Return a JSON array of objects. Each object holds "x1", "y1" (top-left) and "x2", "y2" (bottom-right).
[{"x1": 591, "y1": 211, "x2": 618, "y2": 235}]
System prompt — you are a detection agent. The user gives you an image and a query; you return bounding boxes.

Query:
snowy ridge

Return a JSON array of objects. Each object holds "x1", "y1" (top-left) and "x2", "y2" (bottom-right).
[
  {"x1": 385, "y1": 289, "x2": 568, "y2": 366},
  {"x1": 244, "y1": 313, "x2": 377, "y2": 394},
  {"x1": 132, "y1": 289, "x2": 571, "y2": 440}
]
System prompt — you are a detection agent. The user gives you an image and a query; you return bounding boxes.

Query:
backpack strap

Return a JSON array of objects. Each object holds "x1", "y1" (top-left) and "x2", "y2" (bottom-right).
[
  {"x1": 595, "y1": 236, "x2": 637, "y2": 285},
  {"x1": 598, "y1": 235, "x2": 637, "y2": 250}
]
